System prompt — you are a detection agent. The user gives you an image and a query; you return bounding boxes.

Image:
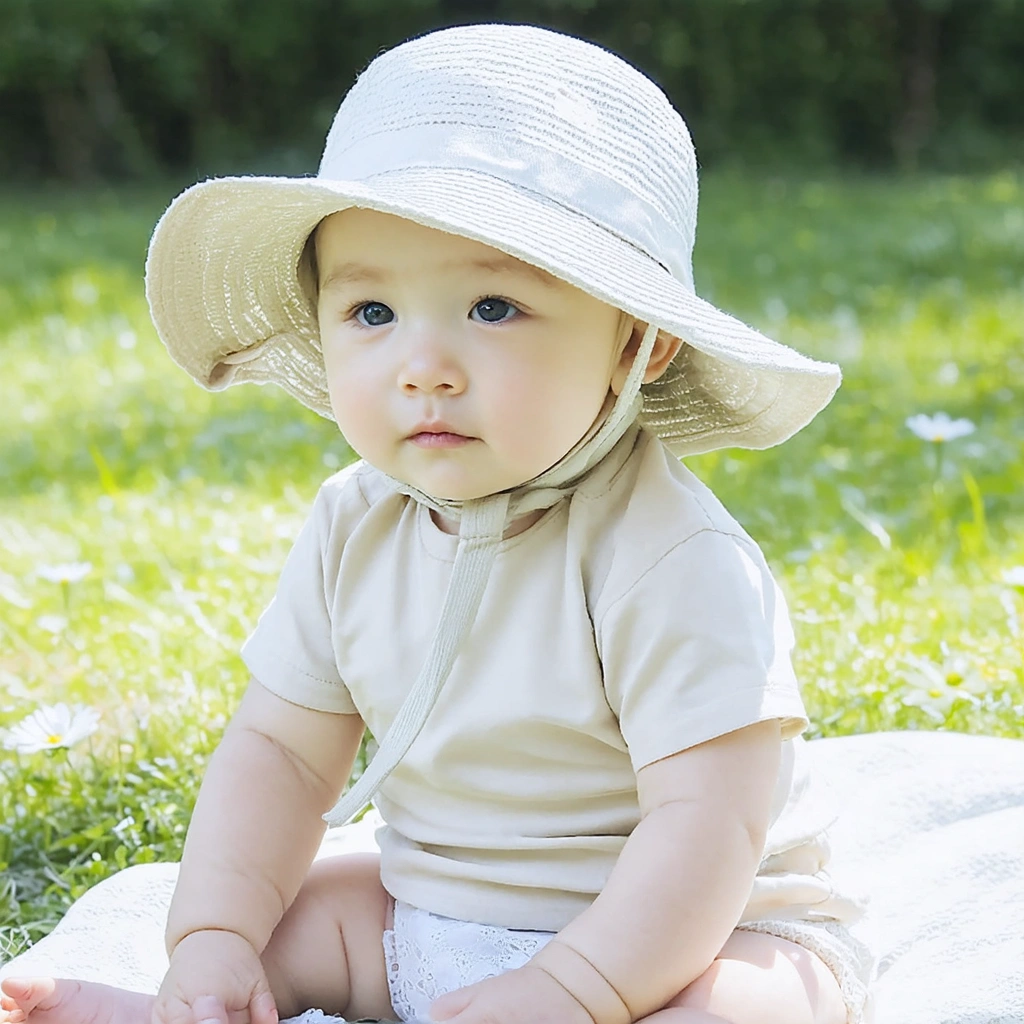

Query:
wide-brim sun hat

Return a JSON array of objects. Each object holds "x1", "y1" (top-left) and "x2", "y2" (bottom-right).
[
  {"x1": 146, "y1": 22, "x2": 840, "y2": 461},
  {"x1": 145, "y1": 23, "x2": 843, "y2": 826}
]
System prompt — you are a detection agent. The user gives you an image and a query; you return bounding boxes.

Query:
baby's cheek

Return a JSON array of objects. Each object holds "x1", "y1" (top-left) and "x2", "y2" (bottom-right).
[
  {"x1": 328, "y1": 376, "x2": 384, "y2": 449},
  {"x1": 503, "y1": 394, "x2": 582, "y2": 476}
]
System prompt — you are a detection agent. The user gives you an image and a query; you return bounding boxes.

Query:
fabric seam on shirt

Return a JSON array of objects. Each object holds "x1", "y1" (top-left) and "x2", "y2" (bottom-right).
[
  {"x1": 594, "y1": 525, "x2": 745, "y2": 635},
  {"x1": 627, "y1": 683, "x2": 803, "y2": 772},
  {"x1": 346, "y1": 465, "x2": 375, "y2": 519},
  {"x1": 247, "y1": 633, "x2": 344, "y2": 688},
  {"x1": 255, "y1": 674, "x2": 356, "y2": 715}
]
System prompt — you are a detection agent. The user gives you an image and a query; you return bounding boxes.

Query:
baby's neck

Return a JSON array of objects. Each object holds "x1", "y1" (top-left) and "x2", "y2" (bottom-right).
[{"x1": 430, "y1": 507, "x2": 545, "y2": 539}]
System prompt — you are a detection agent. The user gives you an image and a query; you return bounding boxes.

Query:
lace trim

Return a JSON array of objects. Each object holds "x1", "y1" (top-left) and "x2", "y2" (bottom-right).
[
  {"x1": 383, "y1": 901, "x2": 555, "y2": 1022},
  {"x1": 381, "y1": 902, "x2": 875, "y2": 1024}
]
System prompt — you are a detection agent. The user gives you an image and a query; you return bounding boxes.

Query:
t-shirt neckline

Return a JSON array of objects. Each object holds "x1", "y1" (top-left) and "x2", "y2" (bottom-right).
[{"x1": 415, "y1": 497, "x2": 563, "y2": 561}]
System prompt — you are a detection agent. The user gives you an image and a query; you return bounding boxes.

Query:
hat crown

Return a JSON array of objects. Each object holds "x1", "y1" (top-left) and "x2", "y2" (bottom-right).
[{"x1": 319, "y1": 24, "x2": 699, "y2": 288}]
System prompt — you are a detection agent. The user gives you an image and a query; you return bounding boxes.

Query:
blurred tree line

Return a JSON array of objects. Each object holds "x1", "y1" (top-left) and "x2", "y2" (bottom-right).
[{"x1": 1, "y1": 0, "x2": 1022, "y2": 182}]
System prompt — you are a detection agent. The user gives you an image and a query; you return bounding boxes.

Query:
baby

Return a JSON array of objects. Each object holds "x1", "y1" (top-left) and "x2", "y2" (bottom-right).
[{"x1": 0, "y1": 22, "x2": 873, "y2": 1024}]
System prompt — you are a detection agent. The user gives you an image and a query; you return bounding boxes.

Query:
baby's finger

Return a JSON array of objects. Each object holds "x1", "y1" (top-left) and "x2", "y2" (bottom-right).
[
  {"x1": 192, "y1": 994, "x2": 230, "y2": 1024},
  {"x1": 429, "y1": 983, "x2": 478, "y2": 1021},
  {"x1": 249, "y1": 991, "x2": 278, "y2": 1024},
  {"x1": 153, "y1": 994, "x2": 201, "y2": 1024}
]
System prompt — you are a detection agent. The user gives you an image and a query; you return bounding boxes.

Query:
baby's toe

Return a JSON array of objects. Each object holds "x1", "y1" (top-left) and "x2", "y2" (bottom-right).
[
  {"x1": 0, "y1": 978, "x2": 81, "y2": 1024},
  {"x1": 1, "y1": 995, "x2": 27, "y2": 1024},
  {"x1": 1, "y1": 979, "x2": 42, "y2": 1024}
]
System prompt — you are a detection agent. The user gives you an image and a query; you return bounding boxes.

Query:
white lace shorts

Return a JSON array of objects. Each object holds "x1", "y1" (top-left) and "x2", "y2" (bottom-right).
[{"x1": 381, "y1": 899, "x2": 875, "y2": 1024}]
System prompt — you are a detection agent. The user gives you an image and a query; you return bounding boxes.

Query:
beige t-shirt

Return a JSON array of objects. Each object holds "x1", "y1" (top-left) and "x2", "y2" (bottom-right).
[{"x1": 241, "y1": 427, "x2": 850, "y2": 931}]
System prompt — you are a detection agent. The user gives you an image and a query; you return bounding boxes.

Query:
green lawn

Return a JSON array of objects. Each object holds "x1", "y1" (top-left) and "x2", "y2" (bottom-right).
[{"x1": 1, "y1": 172, "x2": 1022, "y2": 961}]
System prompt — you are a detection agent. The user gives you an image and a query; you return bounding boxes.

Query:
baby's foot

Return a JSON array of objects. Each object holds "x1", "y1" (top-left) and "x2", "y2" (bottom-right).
[{"x1": 0, "y1": 977, "x2": 153, "y2": 1024}]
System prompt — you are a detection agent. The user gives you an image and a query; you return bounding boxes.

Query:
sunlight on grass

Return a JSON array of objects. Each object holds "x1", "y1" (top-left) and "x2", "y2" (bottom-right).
[{"x1": 1, "y1": 174, "x2": 1022, "y2": 957}]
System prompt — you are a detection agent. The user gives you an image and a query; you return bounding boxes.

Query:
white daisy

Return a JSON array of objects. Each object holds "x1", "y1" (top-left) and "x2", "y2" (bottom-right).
[
  {"x1": 35, "y1": 614, "x2": 68, "y2": 634},
  {"x1": 3, "y1": 702, "x2": 100, "y2": 754},
  {"x1": 899, "y1": 654, "x2": 986, "y2": 722},
  {"x1": 37, "y1": 562, "x2": 92, "y2": 585},
  {"x1": 905, "y1": 412, "x2": 976, "y2": 443}
]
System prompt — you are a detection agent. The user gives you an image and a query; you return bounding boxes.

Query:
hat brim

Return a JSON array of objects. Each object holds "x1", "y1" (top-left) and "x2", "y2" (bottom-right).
[{"x1": 145, "y1": 167, "x2": 839, "y2": 457}]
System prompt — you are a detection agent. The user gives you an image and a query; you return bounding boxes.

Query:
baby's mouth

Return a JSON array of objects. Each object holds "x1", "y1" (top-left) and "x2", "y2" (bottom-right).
[
  {"x1": 406, "y1": 418, "x2": 477, "y2": 446},
  {"x1": 408, "y1": 431, "x2": 476, "y2": 448}
]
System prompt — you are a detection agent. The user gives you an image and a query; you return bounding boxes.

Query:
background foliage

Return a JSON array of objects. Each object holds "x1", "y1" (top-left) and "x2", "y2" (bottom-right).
[{"x1": 2, "y1": 0, "x2": 1024, "y2": 181}]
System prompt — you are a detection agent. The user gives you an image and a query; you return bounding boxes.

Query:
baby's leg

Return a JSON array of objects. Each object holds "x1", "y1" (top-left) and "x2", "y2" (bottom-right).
[
  {"x1": 0, "y1": 852, "x2": 393, "y2": 1024},
  {"x1": 261, "y1": 852, "x2": 393, "y2": 1021},
  {"x1": 636, "y1": 930, "x2": 848, "y2": 1024}
]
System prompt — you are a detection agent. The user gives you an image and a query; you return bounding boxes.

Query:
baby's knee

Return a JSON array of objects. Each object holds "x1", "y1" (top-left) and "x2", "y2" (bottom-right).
[
  {"x1": 667, "y1": 932, "x2": 846, "y2": 1024},
  {"x1": 281, "y1": 853, "x2": 388, "y2": 956},
  {"x1": 668, "y1": 959, "x2": 728, "y2": 1014},
  {"x1": 263, "y1": 852, "x2": 391, "y2": 1020},
  {"x1": 299, "y1": 852, "x2": 384, "y2": 904}
]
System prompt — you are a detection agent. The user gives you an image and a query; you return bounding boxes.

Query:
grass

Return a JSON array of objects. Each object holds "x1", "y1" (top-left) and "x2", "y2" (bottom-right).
[{"x1": 1, "y1": 171, "x2": 1023, "y2": 962}]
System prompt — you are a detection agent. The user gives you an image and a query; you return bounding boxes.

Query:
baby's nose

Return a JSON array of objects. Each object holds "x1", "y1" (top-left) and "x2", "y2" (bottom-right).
[{"x1": 398, "y1": 341, "x2": 467, "y2": 394}]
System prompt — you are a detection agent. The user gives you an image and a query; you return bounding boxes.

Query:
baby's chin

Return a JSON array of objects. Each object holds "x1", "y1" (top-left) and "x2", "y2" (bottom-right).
[
  {"x1": 404, "y1": 454, "x2": 579, "y2": 502},
  {"x1": 382, "y1": 468, "x2": 535, "y2": 503},
  {"x1": 348, "y1": 441, "x2": 565, "y2": 502},
  {"x1": 405, "y1": 478, "x2": 525, "y2": 502}
]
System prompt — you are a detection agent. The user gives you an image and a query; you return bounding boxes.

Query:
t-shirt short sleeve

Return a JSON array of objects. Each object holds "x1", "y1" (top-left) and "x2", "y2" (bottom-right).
[
  {"x1": 240, "y1": 485, "x2": 358, "y2": 715},
  {"x1": 598, "y1": 528, "x2": 808, "y2": 772}
]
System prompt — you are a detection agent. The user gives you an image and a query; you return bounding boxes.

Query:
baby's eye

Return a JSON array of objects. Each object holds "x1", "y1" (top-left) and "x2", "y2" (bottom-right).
[
  {"x1": 471, "y1": 298, "x2": 519, "y2": 324},
  {"x1": 355, "y1": 301, "x2": 395, "y2": 327}
]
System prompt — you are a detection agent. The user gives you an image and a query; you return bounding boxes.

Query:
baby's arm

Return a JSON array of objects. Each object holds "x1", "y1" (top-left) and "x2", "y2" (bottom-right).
[
  {"x1": 157, "y1": 678, "x2": 364, "y2": 1023},
  {"x1": 166, "y1": 677, "x2": 364, "y2": 951},
  {"x1": 529, "y1": 719, "x2": 781, "y2": 1023}
]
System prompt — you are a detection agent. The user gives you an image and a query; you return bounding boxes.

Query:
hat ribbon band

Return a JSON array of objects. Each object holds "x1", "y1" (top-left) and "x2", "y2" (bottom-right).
[{"x1": 323, "y1": 123, "x2": 695, "y2": 291}]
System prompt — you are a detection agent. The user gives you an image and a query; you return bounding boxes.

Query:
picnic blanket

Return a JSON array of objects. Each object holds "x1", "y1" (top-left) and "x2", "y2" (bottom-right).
[{"x1": 3, "y1": 730, "x2": 1023, "y2": 1023}]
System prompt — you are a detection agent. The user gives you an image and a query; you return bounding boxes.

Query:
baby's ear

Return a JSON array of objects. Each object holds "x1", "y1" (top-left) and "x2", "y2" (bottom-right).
[{"x1": 614, "y1": 322, "x2": 684, "y2": 391}]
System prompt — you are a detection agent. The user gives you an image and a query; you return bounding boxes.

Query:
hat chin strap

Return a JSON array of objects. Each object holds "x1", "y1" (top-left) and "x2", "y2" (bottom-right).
[{"x1": 323, "y1": 322, "x2": 659, "y2": 826}]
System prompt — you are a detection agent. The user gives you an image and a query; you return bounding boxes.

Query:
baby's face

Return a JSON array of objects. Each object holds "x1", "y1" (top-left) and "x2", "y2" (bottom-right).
[{"x1": 315, "y1": 209, "x2": 629, "y2": 500}]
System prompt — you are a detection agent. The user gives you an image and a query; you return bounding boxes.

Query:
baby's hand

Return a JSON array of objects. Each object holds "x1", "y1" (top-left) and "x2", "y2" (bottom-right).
[
  {"x1": 429, "y1": 965, "x2": 594, "y2": 1024},
  {"x1": 153, "y1": 929, "x2": 278, "y2": 1024}
]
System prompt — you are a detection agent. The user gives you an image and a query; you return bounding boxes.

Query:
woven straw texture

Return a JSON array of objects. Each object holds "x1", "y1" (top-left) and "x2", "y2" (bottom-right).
[{"x1": 145, "y1": 23, "x2": 840, "y2": 458}]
